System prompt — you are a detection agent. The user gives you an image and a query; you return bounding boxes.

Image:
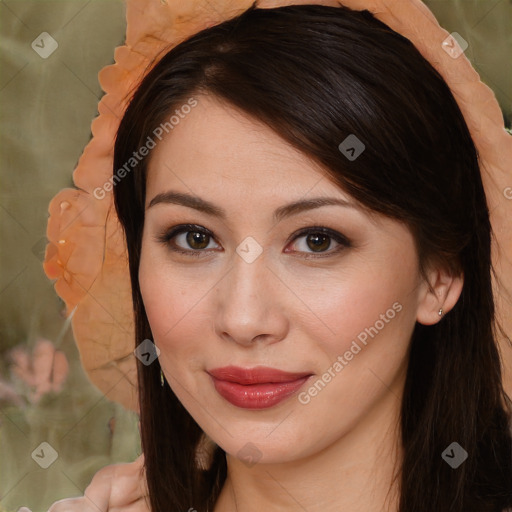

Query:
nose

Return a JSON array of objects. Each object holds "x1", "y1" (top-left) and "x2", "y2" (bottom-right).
[{"x1": 213, "y1": 251, "x2": 289, "y2": 348}]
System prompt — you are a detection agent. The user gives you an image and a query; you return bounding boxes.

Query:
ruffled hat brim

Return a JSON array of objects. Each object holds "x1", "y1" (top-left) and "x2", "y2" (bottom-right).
[{"x1": 43, "y1": 0, "x2": 512, "y2": 412}]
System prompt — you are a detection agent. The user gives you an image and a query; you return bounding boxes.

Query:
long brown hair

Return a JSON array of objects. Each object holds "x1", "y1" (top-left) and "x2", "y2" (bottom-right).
[{"x1": 113, "y1": 4, "x2": 512, "y2": 511}]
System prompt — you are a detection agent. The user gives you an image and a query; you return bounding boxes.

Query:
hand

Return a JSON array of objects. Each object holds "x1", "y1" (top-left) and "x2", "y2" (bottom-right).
[{"x1": 44, "y1": 454, "x2": 149, "y2": 511}]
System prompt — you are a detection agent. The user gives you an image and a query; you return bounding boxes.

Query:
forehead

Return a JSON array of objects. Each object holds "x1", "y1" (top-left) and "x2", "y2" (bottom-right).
[{"x1": 145, "y1": 94, "x2": 343, "y2": 200}]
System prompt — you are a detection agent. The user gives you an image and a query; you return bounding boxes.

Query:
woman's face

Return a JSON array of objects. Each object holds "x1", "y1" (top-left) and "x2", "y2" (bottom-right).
[{"x1": 139, "y1": 94, "x2": 428, "y2": 464}]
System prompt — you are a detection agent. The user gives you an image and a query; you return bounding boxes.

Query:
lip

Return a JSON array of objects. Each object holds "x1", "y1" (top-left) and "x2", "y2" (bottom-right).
[{"x1": 207, "y1": 366, "x2": 313, "y2": 409}]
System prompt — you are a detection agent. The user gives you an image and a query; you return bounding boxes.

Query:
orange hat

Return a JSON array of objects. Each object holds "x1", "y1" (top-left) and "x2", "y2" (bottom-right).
[{"x1": 43, "y1": 0, "x2": 512, "y2": 412}]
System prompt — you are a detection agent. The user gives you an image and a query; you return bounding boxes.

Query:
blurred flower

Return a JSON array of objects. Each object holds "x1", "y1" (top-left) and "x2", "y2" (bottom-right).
[
  {"x1": 0, "y1": 378, "x2": 23, "y2": 407},
  {"x1": 8, "y1": 337, "x2": 69, "y2": 404}
]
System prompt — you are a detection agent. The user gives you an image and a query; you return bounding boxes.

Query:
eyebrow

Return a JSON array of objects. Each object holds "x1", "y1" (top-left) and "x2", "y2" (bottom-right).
[{"x1": 146, "y1": 191, "x2": 359, "y2": 223}]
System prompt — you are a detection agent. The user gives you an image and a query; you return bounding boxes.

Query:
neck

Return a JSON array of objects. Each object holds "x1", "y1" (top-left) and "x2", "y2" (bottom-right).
[{"x1": 213, "y1": 384, "x2": 404, "y2": 512}]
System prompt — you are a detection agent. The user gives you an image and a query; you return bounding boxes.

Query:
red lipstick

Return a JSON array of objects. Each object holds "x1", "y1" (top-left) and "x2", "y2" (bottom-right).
[{"x1": 207, "y1": 366, "x2": 312, "y2": 409}]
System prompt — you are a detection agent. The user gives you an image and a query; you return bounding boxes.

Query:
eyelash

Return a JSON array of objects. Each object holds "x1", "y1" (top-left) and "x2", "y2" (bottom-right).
[{"x1": 155, "y1": 223, "x2": 351, "y2": 259}]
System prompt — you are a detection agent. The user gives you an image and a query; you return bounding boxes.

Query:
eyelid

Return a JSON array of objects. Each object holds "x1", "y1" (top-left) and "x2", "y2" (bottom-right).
[
  {"x1": 154, "y1": 224, "x2": 219, "y2": 257},
  {"x1": 285, "y1": 226, "x2": 351, "y2": 257},
  {"x1": 155, "y1": 224, "x2": 351, "y2": 257}
]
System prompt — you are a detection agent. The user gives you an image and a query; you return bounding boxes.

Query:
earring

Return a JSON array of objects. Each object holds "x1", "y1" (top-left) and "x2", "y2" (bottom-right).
[
  {"x1": 438, "y1": 308, "x2": 444, "y2": 317},
  {"x1": 160, "y1": 369, "x2": 165, "y2": 387}
]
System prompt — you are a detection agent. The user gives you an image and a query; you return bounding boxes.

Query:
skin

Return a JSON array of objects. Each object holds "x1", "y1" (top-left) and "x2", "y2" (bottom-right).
[
  {"x1": 46, "y1": 454, "x2": 149, "y2": 511},
  {"x1": 45, "y1": 93, "x2": 463, "y2": 511},
  {"x1": 139, "y1": 93, "x2": 463, "y2": 511}
]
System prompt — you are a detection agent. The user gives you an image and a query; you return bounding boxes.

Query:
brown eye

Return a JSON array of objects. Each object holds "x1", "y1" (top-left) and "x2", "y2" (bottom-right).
[
  {"x1": 156, "y1": 224, "x2": 220, "y2": 257},
  {"x1": 185, "y1": 231, "x2": 210, "y2": 250},
  {"x1": 305, "y1": 232, "x2": 331, "y2": 252},
  {"x1": 286, "y1": 227, "x2": 351, "y2": 257}
]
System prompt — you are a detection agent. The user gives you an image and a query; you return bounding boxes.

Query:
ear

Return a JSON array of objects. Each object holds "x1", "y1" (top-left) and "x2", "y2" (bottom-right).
[{"x1": 416, "y1": 264, "x2": 464, "y2": 326}]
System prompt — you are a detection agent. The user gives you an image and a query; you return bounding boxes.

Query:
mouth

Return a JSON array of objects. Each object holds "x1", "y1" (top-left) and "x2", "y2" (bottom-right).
[{"x1": 207, "y1": 366, "x2": 313, "y2": 409}]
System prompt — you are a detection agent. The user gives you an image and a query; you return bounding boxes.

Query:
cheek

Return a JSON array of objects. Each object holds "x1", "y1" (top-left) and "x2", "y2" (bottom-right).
[
  {"x1": 138, "y1": 247, "x2": 202, "y2": 365},
  {"x1": 284, "y1": 247, "x2": 419, "y2": 366},
  {"x1": 280, "y1": 255, "x2": 418, "y2": 451},
  {"x1": 136, "y1": 233, "x2": 420, "y2": 462}
]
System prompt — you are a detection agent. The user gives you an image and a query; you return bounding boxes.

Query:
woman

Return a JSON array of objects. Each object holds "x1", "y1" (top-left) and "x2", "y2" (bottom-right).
[{"x1": 47, "y1": 2, "x2": 512, "y2": 512}]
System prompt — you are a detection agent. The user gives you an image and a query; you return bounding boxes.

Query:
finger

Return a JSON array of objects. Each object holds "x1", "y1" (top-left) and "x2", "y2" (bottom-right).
[
  {"x1": 82, "y1": 464, "x2": 115, "y2": 511},
  {"x1": 257, "y1": 0, "x2": 341, "y2": 7},
  {"x1": 109, "y1": 495, "x2": 151, "y2": 512},
  {"x1": 47, "y1": 496, "x2": 100, "y2": 512},
  {"x1": 108, "y1": 496, "x2": 151, "y2": 512},
  {"x1": 108, "y1": 456, "x2": 149, "y2": 507}
]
